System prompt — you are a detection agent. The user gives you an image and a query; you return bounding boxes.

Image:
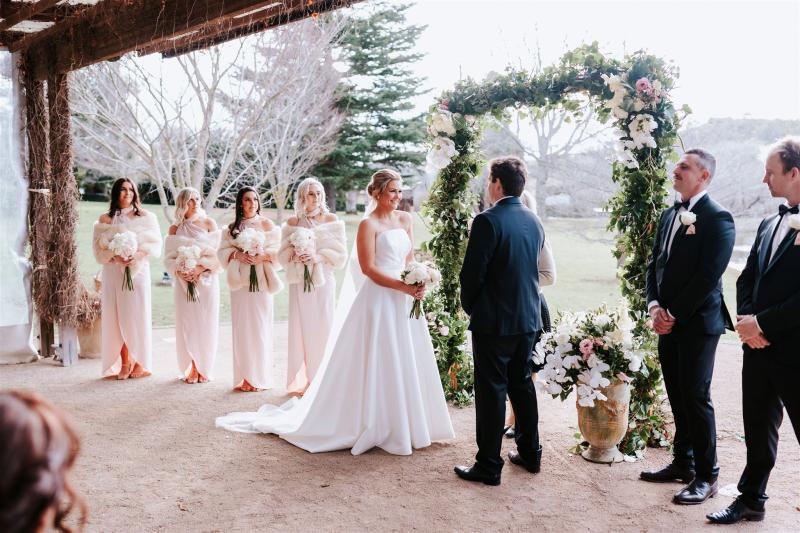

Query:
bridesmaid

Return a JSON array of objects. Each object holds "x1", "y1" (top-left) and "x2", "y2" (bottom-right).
[
  {"x1": 218, "y1": 187, "x2": 282, "y2": 392},
  {"x1": 164, "y1": 188, "x2": 221, "y2": 383},
  {"x1": 92, "y1": 178, "x2": 162, "y2": 379},
  {"x1": 278, "y1": 178, "x2": 347, "y2": 395}
]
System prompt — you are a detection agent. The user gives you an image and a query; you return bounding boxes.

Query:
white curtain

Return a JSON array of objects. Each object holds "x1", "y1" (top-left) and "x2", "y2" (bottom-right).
[{"x1": 0, "y1": 50, "x2": 37, "y2": 363}]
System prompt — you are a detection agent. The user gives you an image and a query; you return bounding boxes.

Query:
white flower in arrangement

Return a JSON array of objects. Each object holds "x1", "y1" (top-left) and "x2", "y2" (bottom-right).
[
  {"x1": 438, "y1": 325, "x2": 450, "y2": 336},
  {"x1": 615, "y1": 139, "x2": 640, "y2": 170},
  {"x1": 426, "y1": 312, "x2": 436, "y2": 321},
  {"x1": 593, "y1": 314, "x2": 611, "y2": 327},
  {"x1": 288, "y1": 227, "x2": 317, "y2": 292},
  {"x1": 426, "y1": 137, "x2": 458, "y2": 173},
  {"x1": 627, "y1": 355, "x2": 643, "y2": 372},
  {"x1": 788, "y1": 214, "x2": 800, "y2": 230},
  {"x1": 678, "y1": 211, "x2": 697, "y2": 225},
  {"x1": 633, "y1": 98, "x2": 646, "y2": 112},
  {"x1": 465, "y1": 115, "x2": 477, "y2": 126},
  {"x1": 628, "y1": 113, "x2": 658, "y2": 149},
  {"x1": 176, "y1": 245, "x2": 202, "y2": 302},
  {"x1": 429, "y1": 110, "x2": 456, "y2": 137}
]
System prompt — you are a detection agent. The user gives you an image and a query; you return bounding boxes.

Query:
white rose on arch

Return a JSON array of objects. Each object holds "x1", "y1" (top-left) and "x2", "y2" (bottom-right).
[
  {"x1": 425, "y1": 137, "x2": 458, "y2": 173},
  {"x1": 428, "y1": 110, "x2": 456, "y2": 137}
]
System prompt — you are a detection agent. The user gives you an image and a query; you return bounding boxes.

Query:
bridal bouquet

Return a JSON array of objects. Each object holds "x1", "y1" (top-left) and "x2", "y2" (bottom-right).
[
  {"x1": 108, "y1": 231, "x2": 138, "y2": 291},
  {"x1": 176, "y1": 245, "x2": 202, "y2": 302},
  {"x1": 401, "y1": 262, "x2": 441, "y2": 319},
  {"x1": 235, "y1": 227, "x2": 266, "y2": 292},
  {"x1": 534, "y1": 302, "x2": 645, "y2": 407},
  {"x1": 288, "y1": 227, "x2": 316, "y2": 292}
]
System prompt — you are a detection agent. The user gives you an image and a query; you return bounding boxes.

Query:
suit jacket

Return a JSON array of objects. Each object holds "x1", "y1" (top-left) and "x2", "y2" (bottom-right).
[
  {"x1": 645, "y1": 193, "x2": 735, "y2": 335},
  {"x1": 737, "y1": 212, "x2": 800, "y2": 364},
  {"x1": 460, "y1": 196, "x2": 543, "y2": 335}
]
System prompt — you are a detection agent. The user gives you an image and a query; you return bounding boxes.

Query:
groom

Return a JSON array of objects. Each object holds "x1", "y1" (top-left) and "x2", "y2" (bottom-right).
[{"x1": 455, "y1": 156, "x2": 544, "y2": 486}]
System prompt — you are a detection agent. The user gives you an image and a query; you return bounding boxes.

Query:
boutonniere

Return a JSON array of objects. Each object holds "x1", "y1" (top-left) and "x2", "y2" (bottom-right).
[
  {"x1": 678, "y1": 211, "x2": 697, "y2": 226},
  {"x1": 789, "y1": 215, "x2": 800, "y2": 244}
]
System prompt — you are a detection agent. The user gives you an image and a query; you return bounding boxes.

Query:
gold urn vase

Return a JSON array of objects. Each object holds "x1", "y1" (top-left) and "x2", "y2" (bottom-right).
[{"x1": 576, "y1": 380, "x2": 630, "y2": 463}]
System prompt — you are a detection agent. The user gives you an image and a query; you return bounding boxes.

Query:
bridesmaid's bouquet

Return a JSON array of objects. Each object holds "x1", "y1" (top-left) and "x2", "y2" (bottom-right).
[
  {"x1": 235, "y1": 227, "x2": 266, "y2": 292},
  {"x1": 176, "y1": 245, "x2": 202, "y2": 302},
  {"x1": 401, "y1": 262, "x2": 441, "y2": 319},
  {"x1": 108, "y1": 231, "x2": 138, "y2": 291},
  {"x1": 288, "y1": 228, "x2": 316, "y2": 292}
]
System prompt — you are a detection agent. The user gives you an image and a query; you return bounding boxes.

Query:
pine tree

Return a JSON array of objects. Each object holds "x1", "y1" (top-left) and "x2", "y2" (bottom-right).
[{"x1": 315, "y1": 1, "x2": 427, "y2": 204}]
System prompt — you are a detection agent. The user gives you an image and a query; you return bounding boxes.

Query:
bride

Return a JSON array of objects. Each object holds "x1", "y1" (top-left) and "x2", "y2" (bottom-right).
[{"x1": 216, "y1": 169, "x2": 454, "y2": 455}]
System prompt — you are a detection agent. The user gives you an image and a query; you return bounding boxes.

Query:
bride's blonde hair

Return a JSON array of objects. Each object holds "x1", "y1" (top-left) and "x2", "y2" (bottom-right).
[
  {"x1": 366, "y1": 169, "x2": 402, "y2": 200},
  {"x1": 174, "y1": 187, "x2": 204, "y2": 223},
  {"x1": 294, "y1": 178, "x2": 329, "y2": 218}
]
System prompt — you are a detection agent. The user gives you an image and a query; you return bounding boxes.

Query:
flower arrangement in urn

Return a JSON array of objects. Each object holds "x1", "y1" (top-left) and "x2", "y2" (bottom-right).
[
  {"x1": 535, "y1": 302, "x2": 645, "y2": 406},
  {"x1": 534, "y1": 302, "x2": 647, "y2": 463}
]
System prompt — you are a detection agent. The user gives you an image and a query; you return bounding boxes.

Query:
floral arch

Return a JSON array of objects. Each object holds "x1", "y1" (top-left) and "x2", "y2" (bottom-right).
[{"x1": 421, "y1": 43, "x2": 689, "y2": 452}]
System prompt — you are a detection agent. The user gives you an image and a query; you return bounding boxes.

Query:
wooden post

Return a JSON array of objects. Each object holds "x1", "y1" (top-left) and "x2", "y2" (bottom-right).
[
  {"x1": 47, "y1": 69, "x2": 82, "y2": 331},
  {"x1": 22, "y1": 53, "x2": 53, "y2": 357}
]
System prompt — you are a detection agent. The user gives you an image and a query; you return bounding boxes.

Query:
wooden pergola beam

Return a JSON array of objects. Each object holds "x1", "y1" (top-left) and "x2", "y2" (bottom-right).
[
  {"x1": 0, "y1": 0, "x2": 61, "y2": 32},
  {"x1": 159, "y1": 0, "x2": 345, "y2": 59},
  {"x1": 21, "y1": 0, "x2": 356, "y2": 80}
]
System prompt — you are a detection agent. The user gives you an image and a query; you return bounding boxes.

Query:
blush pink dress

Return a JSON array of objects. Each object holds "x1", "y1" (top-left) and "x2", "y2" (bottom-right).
[{"x1": 170, "y1": 217, "x2": 220, "y2": 380}]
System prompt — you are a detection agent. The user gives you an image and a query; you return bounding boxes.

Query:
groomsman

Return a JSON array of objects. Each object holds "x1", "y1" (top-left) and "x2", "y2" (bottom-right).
[
  {"x1": 642, "y1": 149, "x2": 735, "y2": 505},
  {"x1": 707, "y1": 137, "x2": 800, "y2": 524}
]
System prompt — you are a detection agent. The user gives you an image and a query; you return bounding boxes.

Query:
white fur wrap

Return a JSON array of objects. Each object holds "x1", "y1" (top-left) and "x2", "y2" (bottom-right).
[
  {"x1": 218, "y1": 226, "x2": 283, "y2": 294},
  {"x1": 278, "y1": 221, "x2": 347, "y2": 286},
  {"x1": 92, "y1": 211, "x2": 162, "y2": 277}
]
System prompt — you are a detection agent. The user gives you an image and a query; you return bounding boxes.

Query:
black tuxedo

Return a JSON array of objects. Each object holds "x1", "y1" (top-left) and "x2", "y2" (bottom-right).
[
  {"x1": 460, "y1": 196, "x2": 544, "y2": 475},
  {"x1": 734, "y1": 210, "x2": 800, "y2": 511},
  {"x1": 645, "y1": 193, "x2": 735, "y2": 481}
]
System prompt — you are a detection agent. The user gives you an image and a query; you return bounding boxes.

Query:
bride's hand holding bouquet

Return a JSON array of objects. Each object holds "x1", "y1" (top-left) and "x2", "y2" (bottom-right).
[{"x1": 401, "y1": 261, "x2": 441, "y2": 319}]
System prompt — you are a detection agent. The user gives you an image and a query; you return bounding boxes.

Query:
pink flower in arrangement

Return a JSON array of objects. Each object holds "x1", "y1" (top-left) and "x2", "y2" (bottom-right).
[
  {"x1": 579, "y1": 338, "x2": 595, "y2": 357},
  {"x1": 617, "y1": 372, "x2": 630, "y2": 382},
  {"x1": 438, "y1": 99, "x2": 450, "y2": 111},
  {"x1": 594, "y1": 338, "x2": 605, "y2": 347},
  {"x1": 635, "y1": 77, "x2": 652, "y2": 93}
]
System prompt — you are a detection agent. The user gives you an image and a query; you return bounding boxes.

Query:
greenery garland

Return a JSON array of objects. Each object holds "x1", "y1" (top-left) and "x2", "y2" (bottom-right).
[{"x1": 422, "y1": 42, "x2": 689, "y2": 453}]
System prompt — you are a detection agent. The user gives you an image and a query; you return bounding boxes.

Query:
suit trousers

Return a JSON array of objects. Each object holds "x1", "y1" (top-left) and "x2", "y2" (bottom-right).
[
  {"x1": 737, "y1": 350, "x2": 800, "y2": 510},
  {"x1": 471, "y1": 331, "x2": 539, "y2": 475},
  {"x1": 658, "y1": 328, "x2": 720, "y2": 480}
]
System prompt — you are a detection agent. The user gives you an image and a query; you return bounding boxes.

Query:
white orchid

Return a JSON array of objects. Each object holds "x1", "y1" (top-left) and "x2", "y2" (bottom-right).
[
  {"x1": 425, "y1": 137, "x2": 458, "y2": 173},
  {"x1": 628, "y1": 114, "x2": 658, "y2": 149},
  {"x1": 429, "y1": 110, "x2": 456, "y2": 137}
]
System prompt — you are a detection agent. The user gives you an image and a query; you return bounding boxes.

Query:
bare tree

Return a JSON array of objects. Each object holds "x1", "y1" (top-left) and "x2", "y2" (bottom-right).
[
  {"x1": 220, "y1": 19, "x2": 345, "y2": 222},
  {"x1": 71, "y1": 18, "x2": 345, "y2": 222}
]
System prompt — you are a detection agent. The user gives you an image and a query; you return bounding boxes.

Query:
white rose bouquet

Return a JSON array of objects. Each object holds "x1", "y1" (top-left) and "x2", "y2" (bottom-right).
[
  {"x1": 287, "y1": 227, "x2": 317, "y2": 292},
  {"x1": 176, "y1": 244, "x2": 202, "y2": 302},
  {"x1": 235, "y1": 227, "x2": 267, "y2": 292},
  {"x1": 400, "y1": 261, "x2": 441, "y2": 319},
  {"x1": 108, "y1": 231, "x2": 138, "y2": 291},
  {"x1": 534, "y1": 302, "x2": 645, "y2": 407}
]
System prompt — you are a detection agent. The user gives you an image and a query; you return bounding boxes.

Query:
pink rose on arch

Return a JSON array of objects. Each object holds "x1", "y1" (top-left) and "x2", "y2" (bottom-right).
[
  {"x1": 579, "y1": 338, "x2": 595, "y2": 357},
  {"x1": 594, "y1": 338, "x2": 605, "y2": 347},
  {"x1": 635, "y1": 77, "x2": 652, "y2": 93}
]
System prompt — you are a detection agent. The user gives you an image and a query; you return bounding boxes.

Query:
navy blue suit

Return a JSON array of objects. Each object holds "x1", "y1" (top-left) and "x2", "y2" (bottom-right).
[
  {"x1": 645, "y1": 193, "x2": 735, "y2": 481},
  {"x1": 460, "y1": 196, "x2": 544, "y2": 474},
  {"x1": 735, "y1": 210, "x2": 800, "y2": 510}
]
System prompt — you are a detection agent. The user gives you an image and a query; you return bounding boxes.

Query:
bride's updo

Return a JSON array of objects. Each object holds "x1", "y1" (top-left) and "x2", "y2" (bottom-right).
[{"x1": 367, "y1": 169, "x2": 402, "y2": 199}]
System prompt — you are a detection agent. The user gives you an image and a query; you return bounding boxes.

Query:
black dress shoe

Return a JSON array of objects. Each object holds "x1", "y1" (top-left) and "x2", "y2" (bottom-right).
[
  {"x1": 504, "y1": 426, "x2": 516, "y2": 439},
  {"x1": 673, "y1": 478, "x2": 718, "y2": 505},
  {"x1": 640, "y1": 463, "x2": 695, "y2": 483},
  {"x1": 706, "y1": 498, "x2": 765, "y2": 524},
  {"x1": 454, "y1": 464, "x2": 501, "y2": 486},
  {"x1": 508, "y1": 448, "x2": 541, "y2": 473}
]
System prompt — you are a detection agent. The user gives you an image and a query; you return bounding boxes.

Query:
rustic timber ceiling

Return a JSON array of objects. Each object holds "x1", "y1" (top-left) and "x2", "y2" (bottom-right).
[{"x1": 0, "y1": 0, "x2": 360, "y2": 79}]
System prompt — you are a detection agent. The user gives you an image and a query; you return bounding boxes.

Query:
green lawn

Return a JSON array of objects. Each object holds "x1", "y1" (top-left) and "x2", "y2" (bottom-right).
[{"x1": 76, "y1": 202, "x2": 744, "y2": 329}]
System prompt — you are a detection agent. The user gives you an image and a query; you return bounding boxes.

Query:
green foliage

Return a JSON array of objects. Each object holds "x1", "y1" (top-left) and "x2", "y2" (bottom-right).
[
  {"x1": 424, "y1": 42, "x2": 683, "y2": 453},
  {"x1": 313, "y1": 1, "x2": 428, "y2": 193}
]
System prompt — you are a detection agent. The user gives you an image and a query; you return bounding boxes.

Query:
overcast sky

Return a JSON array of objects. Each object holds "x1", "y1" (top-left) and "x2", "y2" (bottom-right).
[{"x1": 403, "y1": 0, "x2": 800, "y2": 124}]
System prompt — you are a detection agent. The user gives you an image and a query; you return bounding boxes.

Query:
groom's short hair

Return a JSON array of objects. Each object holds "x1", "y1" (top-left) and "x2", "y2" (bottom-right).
[
  {"x1": 772, "y1": 137, "x2": 800, "y2": 173},
  {"x1": 685, "y1": 148, "x2": 716, "y2": 181},
  {"x1": 489, "y1": 156, "x2": 527, "y2": 196}
]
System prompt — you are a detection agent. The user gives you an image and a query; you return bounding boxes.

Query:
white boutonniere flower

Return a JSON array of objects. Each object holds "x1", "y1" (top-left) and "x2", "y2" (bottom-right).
[
  {"x1": 787, "y1": 214, "x2": 800, "y2": 231},
  {"x1": 678, "y1": 211, "x2": 697, "y2": 225}
]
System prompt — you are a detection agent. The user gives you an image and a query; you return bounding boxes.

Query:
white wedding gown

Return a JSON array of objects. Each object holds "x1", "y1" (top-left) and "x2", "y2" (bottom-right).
[{"x1": 216, "y1": 228, "x2": 455, "y2": 455}]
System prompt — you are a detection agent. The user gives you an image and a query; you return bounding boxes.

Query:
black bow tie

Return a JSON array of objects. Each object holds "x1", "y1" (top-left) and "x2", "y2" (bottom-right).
[
  {"x1": 673, "y1": 200, "x2": 690, "y2": 210},
  {"x1": 778, "y1": 204, "x2": 799, "y2": 216}
]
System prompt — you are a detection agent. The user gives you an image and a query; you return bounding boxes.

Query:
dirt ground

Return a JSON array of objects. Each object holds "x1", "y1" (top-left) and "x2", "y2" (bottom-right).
[{"x1": 2, "y1": 325, "x2": 798, "y2": 532}]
